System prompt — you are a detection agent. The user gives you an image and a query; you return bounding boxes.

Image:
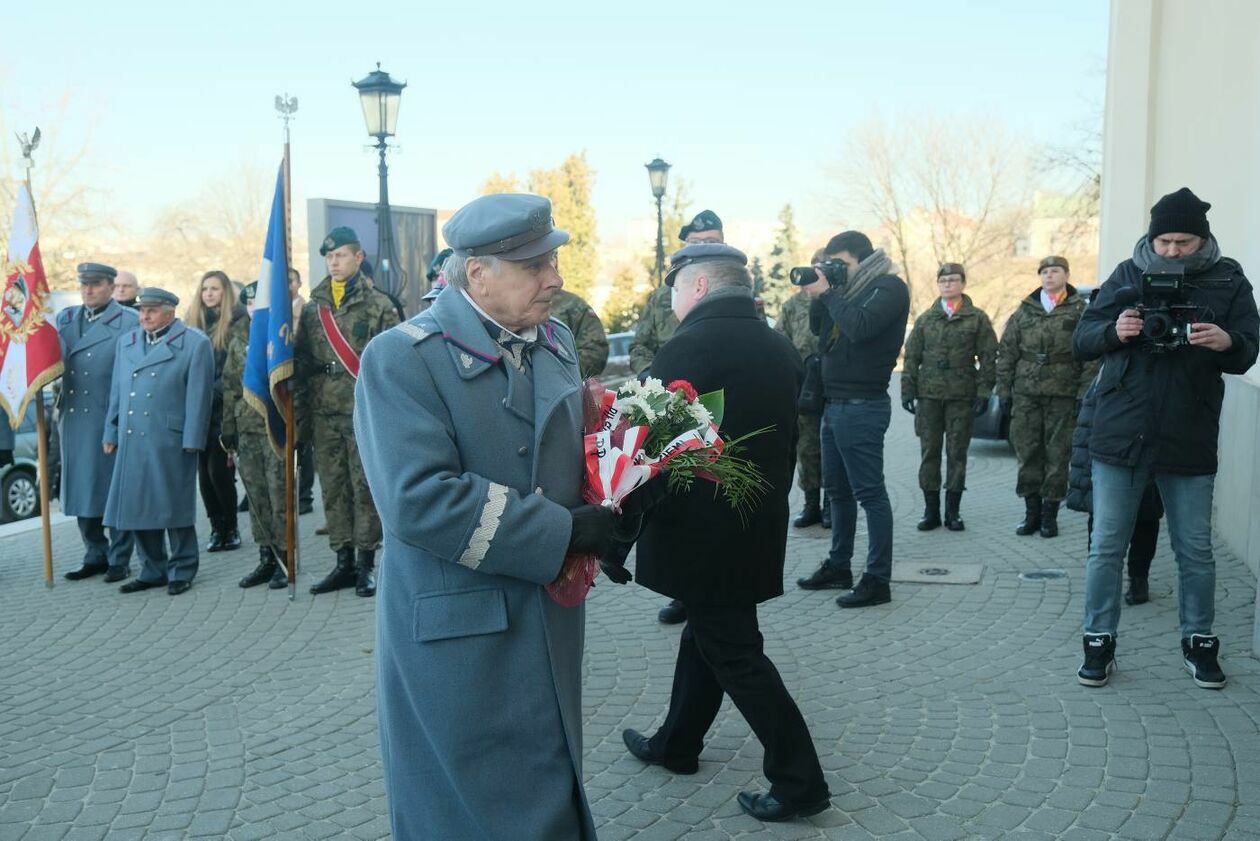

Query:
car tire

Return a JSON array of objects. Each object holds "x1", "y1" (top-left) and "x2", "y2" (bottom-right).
[{"x1": 2, "y1": 469, "x2": 40, "y2": 521}]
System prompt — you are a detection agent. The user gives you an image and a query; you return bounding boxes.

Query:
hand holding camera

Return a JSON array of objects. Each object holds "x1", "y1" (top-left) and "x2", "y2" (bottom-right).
[{"x1": 790, "y1": 261, "x2": 848, "y2": 297}]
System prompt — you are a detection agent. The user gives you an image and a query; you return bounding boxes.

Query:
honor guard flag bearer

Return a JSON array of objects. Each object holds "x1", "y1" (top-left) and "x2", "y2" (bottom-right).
[
  {"x1": 243, "y1": 163, "x2": 295, "y2": 450},
  {"x1": 1, "y1": 183, "x2": 63, "y2": 428}
]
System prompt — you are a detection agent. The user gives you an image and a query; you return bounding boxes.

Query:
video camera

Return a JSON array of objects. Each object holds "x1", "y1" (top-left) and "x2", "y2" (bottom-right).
[
  {"x1": 1135, "y1": 268, "x2": 1204, "y2": 352},
  {"x1": 789, "y1": 260, "x2": 848, "y2": 289}
]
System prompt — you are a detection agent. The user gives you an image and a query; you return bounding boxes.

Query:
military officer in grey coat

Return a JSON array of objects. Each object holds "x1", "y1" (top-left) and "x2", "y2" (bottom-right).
[
  {"x1": 356, "y1": 193, "x2": 618, "y2": 841},
  {"x1": 103, "y1": 288, "x2": 214, "y2": 596},
  {"x1": 57, "y1": 263, "x2": 139, "y2": 582}
]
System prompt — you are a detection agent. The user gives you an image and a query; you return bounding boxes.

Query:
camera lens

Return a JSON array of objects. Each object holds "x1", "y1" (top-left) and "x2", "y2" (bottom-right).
[{"x1": 1142, "y1": 312, "x2": 1174, "y2": 340}]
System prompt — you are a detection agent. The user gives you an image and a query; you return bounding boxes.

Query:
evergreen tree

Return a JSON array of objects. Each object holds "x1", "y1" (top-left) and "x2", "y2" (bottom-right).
[
  {"x1": 602, "y1": 265, "x2": 651, "y2": 333},
  {"x1": 749, "y1": 257, "x2": 766, "y2": 296},
  {"x1": 764, "y1": 204, "x2": 801, "y2": 315},
  {"x1": 527, "y1": 153, "x2": 599, "y2": 302}
]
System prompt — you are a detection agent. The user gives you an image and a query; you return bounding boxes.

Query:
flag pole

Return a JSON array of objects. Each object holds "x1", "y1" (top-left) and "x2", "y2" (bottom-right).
[
  {"x1": 277, "y1": 94, "x2": 299, "y2": 601},
  {"x1": 19, "y1": 130, "x2": 56, "y2": 589}
]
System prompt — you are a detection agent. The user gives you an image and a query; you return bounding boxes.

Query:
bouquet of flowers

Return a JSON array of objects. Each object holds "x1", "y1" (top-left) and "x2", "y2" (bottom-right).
[{"x1": 546, "y1": 377, "x2": 770, "y2": 606}]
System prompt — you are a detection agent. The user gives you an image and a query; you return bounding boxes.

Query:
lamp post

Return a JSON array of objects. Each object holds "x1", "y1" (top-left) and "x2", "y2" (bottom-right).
[
  {"x1": 352, "y1": 63, "x2": 407, "y2": 297},
  {"x1": 645, "y1": 158, "x2": 671, "y2": 284}
]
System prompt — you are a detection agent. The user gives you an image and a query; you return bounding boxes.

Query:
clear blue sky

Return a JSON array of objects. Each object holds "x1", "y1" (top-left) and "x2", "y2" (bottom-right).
[{"x1": 5, "y1": 0, "x2": 1109, "y2": 240}]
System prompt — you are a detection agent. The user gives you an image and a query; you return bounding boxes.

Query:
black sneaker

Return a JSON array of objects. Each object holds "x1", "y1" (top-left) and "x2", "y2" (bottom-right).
[
  {"x1": 796, "y1": 561, "x2": 853, "y2": 591},
  {"x1": 1077, "y1": 633, "x2": 1116, "y2": 687},
  {"x1": 1182, "y1": 635, "x2": 1226, "y2": 689}
]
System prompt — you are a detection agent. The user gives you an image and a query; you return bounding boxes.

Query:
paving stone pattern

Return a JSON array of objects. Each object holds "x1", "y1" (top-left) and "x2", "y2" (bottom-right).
[{"x1": 1, "y1": 376, "x2": 1258, "y2": 840}]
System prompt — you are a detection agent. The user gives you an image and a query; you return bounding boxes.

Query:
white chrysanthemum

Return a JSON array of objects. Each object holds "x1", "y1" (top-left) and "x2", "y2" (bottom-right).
[
  {"x1": 641, "y1": 377, "x2": 666, "y2": 396},
  {"x1": 687, "y1": 402, "x2": 713, "y2": 427},
  {"x1": 617, "y1": 395, "x2": 657, "y2": 423},
  {"x1": 618, "y1": 379, "x2": 643, "y2": 397}
]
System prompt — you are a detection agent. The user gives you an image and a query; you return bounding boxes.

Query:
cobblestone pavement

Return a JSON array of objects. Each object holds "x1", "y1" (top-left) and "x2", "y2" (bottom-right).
[{"x1": 2, "y1": 379, "x2": 1258, "y2": 840}]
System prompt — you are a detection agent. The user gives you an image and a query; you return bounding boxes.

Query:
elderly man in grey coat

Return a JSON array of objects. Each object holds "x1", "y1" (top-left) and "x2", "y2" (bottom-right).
[
  {"x1": 356, "y1": 193, "x2": 619, "y2": 841},
  {"x1": 103, "y1": 288, "x2": 214, "y2": 596},
  {"x1": 56, "y1": 262, "x2": 139, "y2": 582}
]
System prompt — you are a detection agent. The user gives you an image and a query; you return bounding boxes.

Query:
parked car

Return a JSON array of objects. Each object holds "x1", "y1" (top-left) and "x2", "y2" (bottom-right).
[
  {"x1": 972, "y1": 285, "x2": 1096, "y2": 442},
  {"x1": 1, "y1": 399, "x2": 46, "y2": 522},
  {"x1": 600, "y1": 330, "x2": 636, "y2": 390}
]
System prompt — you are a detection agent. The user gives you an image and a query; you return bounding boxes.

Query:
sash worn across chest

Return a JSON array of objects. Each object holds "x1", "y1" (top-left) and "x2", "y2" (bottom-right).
[{"x1": 318, "y1": 305, "x2": 361, "y2": 379}]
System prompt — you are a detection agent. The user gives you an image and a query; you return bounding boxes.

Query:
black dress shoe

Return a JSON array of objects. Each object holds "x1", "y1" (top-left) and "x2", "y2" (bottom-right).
[
  {"x1": 103, "y1": 566, "x2": 131, "y2": 583},
  {"x1": 657, "y1": 600, "x2": 686, "y2": 625},
  {"x1": 298, "y1": 500, "x2": 314, "y2": 515},
  {"x1": 621, "y1": 729, "x2": 698, "y2": 774},
  {"x1": 167, "y1": 581, "x2": 192, "y2": 595},
  {"x1": 206, "y1": 532, "x2": 225, "y2": 553},
  {"x1": 797, "y1": 561, "x2": 853, "y2": 591},
  {"x1": 737, "y1": 790, "x2": 830, "y2": 822},
  {"x1": 120, "y1": 577, "x2": 167, "y2": 593},
  {"x1": 65, "y1": 562, "x2": 109, "y2": 581},
  {"x1": 836, "y1": 575, "x2": 891, "y2": 608},
  {"x1": 219, "y1": 529, "x2": 242, "y2": 551}
]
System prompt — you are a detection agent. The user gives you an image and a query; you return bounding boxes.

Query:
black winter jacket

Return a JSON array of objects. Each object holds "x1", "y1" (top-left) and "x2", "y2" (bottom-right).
[
  {"x1": 1073, "y1": 255, "x2": 1259, "y2": 475},
  {"x1": 637, "y1": 293, "x2": 803, "y2": 605},
  {"x1": 1065, "y1": 379, "x2": 1164, "y2": 521},
  {"x1": 810, "y1": 273, "x2": 911, "y2": 399}
]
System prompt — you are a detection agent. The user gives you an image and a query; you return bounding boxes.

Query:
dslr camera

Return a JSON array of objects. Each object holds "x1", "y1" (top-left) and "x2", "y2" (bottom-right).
[
  {"x1": 1137, "y1": 268, "x2": 1203, "y2": 352},
  {"x1": 790, "y1": 260, "x2": 848, "y2": 289}
]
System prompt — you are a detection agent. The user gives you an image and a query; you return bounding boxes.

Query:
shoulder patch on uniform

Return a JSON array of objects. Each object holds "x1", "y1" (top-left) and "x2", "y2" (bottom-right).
[
  {"x1": 397, "y1": 314, "x2": 439, "y2": 344},
  {"x1": 397, "y1": 322, "x2": 432, "y2": 342}
]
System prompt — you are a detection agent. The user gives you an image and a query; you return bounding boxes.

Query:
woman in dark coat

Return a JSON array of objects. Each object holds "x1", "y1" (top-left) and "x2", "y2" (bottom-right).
[
  {"x1": 184, "y1": 270, "x2": 247, "y2": 552},
  {"x1": 1066, "y1": 378, "x2": 1163, "y2": 604}
]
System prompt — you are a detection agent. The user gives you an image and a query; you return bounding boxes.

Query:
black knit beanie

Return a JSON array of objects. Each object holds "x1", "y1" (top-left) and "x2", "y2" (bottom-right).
[{"x1": 1148, "y1": 187, "x2": 1211, "y2": 240}]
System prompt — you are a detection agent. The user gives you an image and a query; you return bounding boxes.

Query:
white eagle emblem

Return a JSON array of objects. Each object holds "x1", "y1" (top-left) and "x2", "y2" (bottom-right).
[{"x1": 460, "y1": 352, "x2": 473, "y2": 369}]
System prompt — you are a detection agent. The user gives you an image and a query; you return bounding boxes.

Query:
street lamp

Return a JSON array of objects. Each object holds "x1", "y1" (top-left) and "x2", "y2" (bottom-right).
[
  {"x1": 353, "y1": 63, "x2": 407, "y2": 297},
  {"x1": 645, "y1": 157, "x2": 671, "y2": 284}
]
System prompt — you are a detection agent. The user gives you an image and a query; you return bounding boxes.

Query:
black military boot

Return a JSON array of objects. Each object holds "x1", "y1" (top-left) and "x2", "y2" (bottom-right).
[
  {"x1": 796, "y1": 560, "x2": 853, "y2": 591},
  {"x1": 917, "y1": 491, "x2": 941, "y2": 531},
  {"x1": 836, "y1": 574, "x2": 891, "y2": 608},
  {"x1": 220, "y1": 527, "x2": 242, "y2": 551},
  {"x1": 1040, "y1": 500, "x2": 1060, "y2": 538},
  {"x1": 355, "y1": 549, "x2": 377, "y2": 597},
  {"x1": 310, "y1": 548, "x2": 356, "y2": 595},
  {"x1": 269, "y1": 550, "x2": 289, "y2": 590},
  {"x1": 1015, "y1": 495, "x2": 1042, "y2": 535},
  {"x1": 239, "y1": 546, "x2": 278, "y2": 588},
  {"x1": 820, "y1": 492, "x2": 831, "y2": 529},
  {"x1": 793, "y1": 490, "x2": 822, "y2": 528},
  {"x1": 944, "y1": 491, "x2": 965, "y2": 531}
]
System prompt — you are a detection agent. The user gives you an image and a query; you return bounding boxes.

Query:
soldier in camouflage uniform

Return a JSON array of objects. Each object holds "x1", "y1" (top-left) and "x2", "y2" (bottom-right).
[
  {"x1": 996, "y1": 256, "x2": 1097, "y2": 538},
  {"x1": 296, "y1": 226, "x2": 400, "y2": 595},
  {"x1": 549, "y1": 288, "x2": 609, "y2": 379},
  {"x1": 901, "y1": 263, "x2": 998, "y2": 532},
  {"x1": 776, "y1": 258, "x2": 828, "y2": 529},
  {"x1": 220, "y1": 284, "x2": 287, "y2": 590},
  {"x1": 631, "y1": 210, "x2": 724, "y2": 626},
  {"x1": 628, "y1": 209, "x2": 723, "y2": 379}
]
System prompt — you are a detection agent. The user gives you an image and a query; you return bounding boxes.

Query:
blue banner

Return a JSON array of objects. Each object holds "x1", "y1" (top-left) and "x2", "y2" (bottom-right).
[{"x1": 243, "y1": 162, "x2": 294, "y2": 451}]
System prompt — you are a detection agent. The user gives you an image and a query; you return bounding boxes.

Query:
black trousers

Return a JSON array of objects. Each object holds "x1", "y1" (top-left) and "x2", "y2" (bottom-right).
[
  {"x1": 649, "y1": 603, "x2": 828, "y2": 804},
  {"x1": 298, "y1": 440, "x2": 315, "y2": 506},
  {"x1": 198, "y1": 438, "x2": 238, "y2": 533}
]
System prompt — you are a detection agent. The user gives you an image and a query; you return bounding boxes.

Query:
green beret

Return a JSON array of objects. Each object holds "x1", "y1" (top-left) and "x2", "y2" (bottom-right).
[{"x1": 320, "y1": 226, "x2": 361, "y2": 256}]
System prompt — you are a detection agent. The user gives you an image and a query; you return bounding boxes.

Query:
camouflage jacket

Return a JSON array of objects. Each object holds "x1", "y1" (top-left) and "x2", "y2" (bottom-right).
[
  {"x1": 628, "y1": 284, "x2": 679, "y2": 376},
  {"x1": 220, "y1": 317, "x2": 264, "y2": 438},
  {"x1": 775, "y1": 291, "x2": 817, "y2": 361},
  {"x1": 549, "y1": 288, "x2": 608, "y2": 379},
  {"x1": 996, "y1": 286, "x2": 1097, "y2": 400},
  {"x1": 296, "y1": 273, "x2": 399, "y2": 422},
  {"x1": 902, "y1": 295, "x2": 999, "y2": 401}
]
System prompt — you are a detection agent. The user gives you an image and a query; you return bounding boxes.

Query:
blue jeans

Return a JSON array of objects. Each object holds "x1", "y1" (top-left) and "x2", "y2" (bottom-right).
[
  {"x1": 1084, "y1": 461, "x2": 1215, "y2": 638},
  {"x1": 821, "y1": 397, "x2": 893, "y2": 582}
]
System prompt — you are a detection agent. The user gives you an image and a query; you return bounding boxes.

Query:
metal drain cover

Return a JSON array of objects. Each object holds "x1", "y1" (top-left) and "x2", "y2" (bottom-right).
[
  {"x1": 1020, "y1": 569, "x2": 1067, "y2": 581},
  {"x1": 918, "y1": 568, "x2": 952, "y2": 576}
]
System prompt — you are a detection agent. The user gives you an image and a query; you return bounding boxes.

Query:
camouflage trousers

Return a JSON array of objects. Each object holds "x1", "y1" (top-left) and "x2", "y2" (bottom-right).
[
  {"x1": 914, "y1": 398, "x2": 975, "y2": 493},
  {"x1": 236, "y1": 429, "x2": 287, "y2": 551},
  {"x1": 796, "y1": 413, "x2": 822, "y2": 493},
  {"x1": 1010, "y1": 395, "x2": 1077, "y2": 501},
  {"x1": 313, "y1": 413, "x2": 382, "y2": 551}
]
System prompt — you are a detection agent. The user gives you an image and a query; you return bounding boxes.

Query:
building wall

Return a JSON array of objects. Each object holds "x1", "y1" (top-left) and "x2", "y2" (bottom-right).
[{"x1": 1100, "y1": 0, "x2": 1260, "y2": 655}]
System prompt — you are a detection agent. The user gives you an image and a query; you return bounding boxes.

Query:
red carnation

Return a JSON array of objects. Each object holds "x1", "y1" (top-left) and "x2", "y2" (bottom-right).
[{"x1": 667, "y1": 380, "x2": 698, "y2": 401}]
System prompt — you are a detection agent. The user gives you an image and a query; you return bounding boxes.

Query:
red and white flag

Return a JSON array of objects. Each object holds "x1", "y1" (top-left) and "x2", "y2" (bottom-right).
[{"x1": 1, "y1": 184, "x2": 63, "y2": 429}]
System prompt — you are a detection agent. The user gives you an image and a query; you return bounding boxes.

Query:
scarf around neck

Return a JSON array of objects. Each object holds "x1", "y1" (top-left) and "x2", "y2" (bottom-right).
[
  {"x1": 842, "y1": 249, "x2": 896, "y2": 302},
  {"x1": 1132, "y1": 234, "x2": 1221, "y2": 275}
]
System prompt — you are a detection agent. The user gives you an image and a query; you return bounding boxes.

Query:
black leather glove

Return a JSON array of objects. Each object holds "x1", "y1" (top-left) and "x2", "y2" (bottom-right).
[
  {"x1": 0, "y1": 449, "x2": 12, "y2": 467},
  {"x1": 567, "y1": 504, "x2": 616, "y2": 557},
  {"x1": 219, "y1": 434, "x2": 238, "y2": 453},
  {"x1": 599, "y1": 557, "x2": 633, "y2": 585},
  {"x1": 901, "y1": 398, "x2": 916, "y2": 415},
  {"x1": 973, "y1": 397, "x2": 988, "y2": 417},
  {"x1": 619, "y1": 474, "x2": 670, "y2": 518}
]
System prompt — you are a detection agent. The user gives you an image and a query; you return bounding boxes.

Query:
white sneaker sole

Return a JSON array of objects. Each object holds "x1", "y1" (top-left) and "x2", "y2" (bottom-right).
[
  {"x1": 1077, "y1": 660, "x2": 1115, "y2": 687},
  {"x1": 1184, "y1": 659, "x2": 1226, "y2": 689}
]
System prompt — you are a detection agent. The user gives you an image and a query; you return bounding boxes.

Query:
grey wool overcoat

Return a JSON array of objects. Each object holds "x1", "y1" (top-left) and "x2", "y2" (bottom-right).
[
  {"x1": 56, "y1": 301, "x2": 139, "y2": 517},
  {"x1": 355, "y1": 288, "x2": 595, "y2": 841},
  {"x1": 102, "y1": 320, "x2": 214, "y2": 530}
]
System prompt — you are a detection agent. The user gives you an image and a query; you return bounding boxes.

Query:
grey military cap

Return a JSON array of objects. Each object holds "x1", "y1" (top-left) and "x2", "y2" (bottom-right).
[
  {"x1": 136, "y1": 287, "x2": 180, "y2": 308},
  {"x1": 442, "y1": 193, "x2": 570, "y2": 261},
  {"x1": 76, "y1": 262, "x2": 118, "y2": 283},
  {"x1": 664, "y1": 242, "x2": 748, "y2": 287}
]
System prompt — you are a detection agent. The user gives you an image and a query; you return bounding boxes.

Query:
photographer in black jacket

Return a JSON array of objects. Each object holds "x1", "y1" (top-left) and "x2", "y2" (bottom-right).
[
  {"x1": 796, "y1": 231, "x2": 910, "y2": 607},
  {"x1": 1073, "y1": 188, "x2": 1258, "y2": 690}
]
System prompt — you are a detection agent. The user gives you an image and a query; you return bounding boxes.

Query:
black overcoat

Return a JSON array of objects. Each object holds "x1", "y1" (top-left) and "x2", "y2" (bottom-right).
[{"x1": 635, "y1": 292, "x2": 803, "y2": 605}]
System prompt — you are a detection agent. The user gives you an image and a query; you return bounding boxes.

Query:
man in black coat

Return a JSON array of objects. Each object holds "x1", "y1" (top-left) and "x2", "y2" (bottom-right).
[
  {"x1": 1073, "y1": 187, "x2": 1258, "y2": 690},
  {"x1": 620, "y1": 243, "x2": 830, "y2": 823}
]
